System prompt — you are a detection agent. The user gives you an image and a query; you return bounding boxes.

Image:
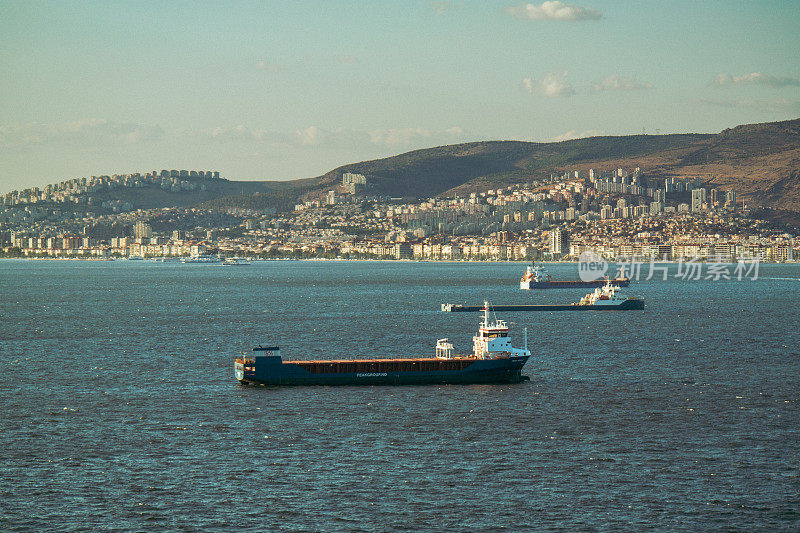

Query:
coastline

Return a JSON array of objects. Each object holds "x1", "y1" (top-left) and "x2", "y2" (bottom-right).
[{"x1": 1, "y1": 256, "x2": 797, "y2": 264}]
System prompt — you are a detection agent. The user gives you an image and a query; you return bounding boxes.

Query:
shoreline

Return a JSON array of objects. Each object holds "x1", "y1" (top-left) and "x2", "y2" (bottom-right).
[{"x1": 1, "y1": 256, "x2": 797, "y2": 265}]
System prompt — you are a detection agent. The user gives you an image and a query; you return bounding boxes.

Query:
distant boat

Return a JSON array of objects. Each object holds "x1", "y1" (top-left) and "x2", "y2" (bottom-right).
[
  {"x1": 127, "y1": 255, "x2": 144, "y2": 261},
  {"x1": 520, "y1": 262, "x2": 630, "y2": 289},
  {"x1": 181, "y1": 254, "x2": 221, "y2": 264},
  {"x1": 223, "y1": 257, "x2": 251, "y2": 266}
]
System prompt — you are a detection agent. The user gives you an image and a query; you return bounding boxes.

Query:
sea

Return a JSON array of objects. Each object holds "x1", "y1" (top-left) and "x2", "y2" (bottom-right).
[{"x1": 1, "y1": 259, "x2": 798, "y2": 531}]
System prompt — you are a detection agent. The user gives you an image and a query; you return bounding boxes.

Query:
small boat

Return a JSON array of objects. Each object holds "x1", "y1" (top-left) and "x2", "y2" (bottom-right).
[
  {"x1": 234, "y1": 302, "x2": 531, "y2": 386},
  {"x1": 181, "y1": 254, "x2": 221, "y2": 264},
  {"x1": 223, "y1": 257, "x2": 251, "y2": 266}
]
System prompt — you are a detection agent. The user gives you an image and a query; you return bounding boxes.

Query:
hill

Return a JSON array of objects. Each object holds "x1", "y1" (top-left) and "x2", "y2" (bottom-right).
[
  {"x1": 305, "y1": 134, "x2": 710, "y2": 200},
  {"x1": 16, "y1": 118, "x2": 797, "y2": 214},
  {"x1": 302, "y1": 118, "x2": 800, "y2": 210}
]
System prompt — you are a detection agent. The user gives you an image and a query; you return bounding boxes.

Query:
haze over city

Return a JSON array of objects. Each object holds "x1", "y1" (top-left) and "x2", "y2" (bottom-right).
[{"x1": 2, "y1": 0, "x2": 799, "y2": 191}]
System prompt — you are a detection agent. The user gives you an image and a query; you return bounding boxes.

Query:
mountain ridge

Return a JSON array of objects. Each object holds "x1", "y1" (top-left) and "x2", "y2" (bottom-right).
[
  {"x1": 297, "y1": 118, "x2": 800, "y2": 209},
  {"x1": 7, "y1": 118, "x2": 799, "y2": 213}
]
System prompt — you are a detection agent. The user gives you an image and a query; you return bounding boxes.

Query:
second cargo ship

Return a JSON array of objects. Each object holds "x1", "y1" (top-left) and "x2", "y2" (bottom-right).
[
  {"x1": 520, "y1": 263, "x2": 630, "y2": 289},
  {"x1": 234, "y1": 303, "x2": 530, "y2": 386}
]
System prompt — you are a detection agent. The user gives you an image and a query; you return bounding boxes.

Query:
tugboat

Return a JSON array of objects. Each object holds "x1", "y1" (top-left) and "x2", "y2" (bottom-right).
[
  {"x1": 573, "y1": 280, "x2": 644, "y2": 309},
  {"x1": 520, "y1": 262, "x2": 630, "y2": 289},
  {"x1": 234, "y1": 303, "x2": 531, "y2": 386}
]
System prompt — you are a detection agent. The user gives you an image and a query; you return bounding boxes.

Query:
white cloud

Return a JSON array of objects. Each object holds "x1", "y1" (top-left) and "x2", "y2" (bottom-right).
[
  {"x1": 697, "y1": 98, "x2": 800, "y2": 114},
  {"x1": 507, "y1": 1, "x2": 601, "y2": 21},
  {"x1": 369, "y1": 128, "x2": 431, "y2": 147},
  {"x1": 193, "y1": 124, "x2": 470, "y2": 150},
  {"x1": 295, "y1": 126, "x2": 327, "y2": 146},
  {"x1": 334, "y1": 55, "x2": 358, "y2": 64},
  {"x1": 368, "y1": 127, "x2": 468, "y2": 148},
  {"x1": 0, "y1": 119, "x2": 163, "y2": 147},
  {"x1": 550, "y1": 129, "x2": 604, "y2": 142},
  {"x1": 523, "y1": 71, "x2": 575, "y2": 97},
  {"x1": 591, "y1": 74, "x2": 653, "y2": 93},
  {"x1": 288, "y1": 125, "x2": 468, "y2": 149},
  {"x1": 431, "y1": 1, "x2": 454, "y2": 14},
  {"x1": 202, "y1": 125, "x2": 275, "y2": 142},
  {"x1": 255, "y1": 59, "x2": 280, "y2": 72},
  {"x1": 712, "y1": 72, "x2": 800, "y2": 88}
]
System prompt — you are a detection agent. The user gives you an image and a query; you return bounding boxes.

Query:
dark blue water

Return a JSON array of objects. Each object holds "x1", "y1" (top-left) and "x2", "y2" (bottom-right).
[{"x1": 1, "y1": 259, "x2": 799, "y2": 531}]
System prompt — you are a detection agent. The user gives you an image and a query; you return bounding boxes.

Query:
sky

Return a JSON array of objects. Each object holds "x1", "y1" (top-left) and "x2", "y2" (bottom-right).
[{"x1": 1, "y1": 0, "x2": 799, "y2": 192}]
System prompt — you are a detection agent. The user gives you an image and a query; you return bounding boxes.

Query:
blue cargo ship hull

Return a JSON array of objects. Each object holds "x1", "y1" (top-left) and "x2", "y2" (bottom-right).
[
  {"x1": 523, "y1": 278, "x2": 630, "y2": 289},
  {"x1": 442, "y1": 298, "x2": 645, "y2": 312},
  {"x1": 235, "y1": 355, "x2": 530, "y2": 386}
]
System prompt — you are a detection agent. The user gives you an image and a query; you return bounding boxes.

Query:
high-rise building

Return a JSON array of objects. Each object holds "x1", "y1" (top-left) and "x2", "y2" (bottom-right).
[
  {"x1": 550, "y1": 228, "x2": 569, "y2": 256},
  {"x1": 132, "y1": 221, "x2": 152, "y2": 239},
  {"x1": 725, "y1": 190, "x2": 737, "y2": 208},
  {"x1": 691, "y1": 188, "x2": 707, "y2": 211}
]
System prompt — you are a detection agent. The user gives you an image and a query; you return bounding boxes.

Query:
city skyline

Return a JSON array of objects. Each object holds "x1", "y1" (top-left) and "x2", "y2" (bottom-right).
[{"x1": 2, "y1": 0, "x2": 799, "y2": 192}]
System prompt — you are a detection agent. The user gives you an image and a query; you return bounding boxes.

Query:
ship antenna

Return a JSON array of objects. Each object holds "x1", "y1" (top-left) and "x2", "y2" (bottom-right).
[{"x1": 524, "y1": 327, "x2": 528, "y2": 350}]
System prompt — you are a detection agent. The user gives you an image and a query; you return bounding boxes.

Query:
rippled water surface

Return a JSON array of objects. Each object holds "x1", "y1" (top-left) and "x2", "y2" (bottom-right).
[{"x1": 1, "y1": 259, "x2": 799, "y2": 531}]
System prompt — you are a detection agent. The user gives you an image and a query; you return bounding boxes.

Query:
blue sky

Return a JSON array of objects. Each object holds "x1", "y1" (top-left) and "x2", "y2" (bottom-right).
[{"x1": 1, "y1": 0, "x2": 799, "y2": 191}]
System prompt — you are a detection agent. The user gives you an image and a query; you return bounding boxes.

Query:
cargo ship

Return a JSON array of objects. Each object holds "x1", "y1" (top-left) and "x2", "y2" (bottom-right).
[
  {"x1": 520, "y1": 263, "x2": 630, "y2": 289},
  {"x1": 443, "y1": 280, "x2": 644, "y2": 312},
  {"x1": 234, "y1": 303, "x2": 531, "y2": 386}
]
